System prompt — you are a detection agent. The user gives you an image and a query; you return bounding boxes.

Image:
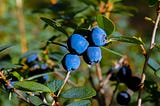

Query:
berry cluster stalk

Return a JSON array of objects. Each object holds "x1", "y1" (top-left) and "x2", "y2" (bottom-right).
[
  {"x1": 51, "y1": 71, "x2": 71, "y2": 106},
  {"x1": 138, "y1": 2, "x2": 160, "y2": 106}
]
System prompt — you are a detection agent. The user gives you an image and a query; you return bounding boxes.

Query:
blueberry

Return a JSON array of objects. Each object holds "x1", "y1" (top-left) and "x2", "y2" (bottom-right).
[
  {"x1": 88, "y1": 27, "x2": 107, "y2": 46},
  {"x1": 117, "y1": 65, "x2": 132, "y2": 83},
  {"x1": 41, "y1": 63, "x2": 48, "y2": 70},
  {"x1": 67, "y1": 34, "x2": 89, "y2": 55},
  {"x1": 83, "y1": 46, "x2": 102, "y2": 65},
  {"x1": 26, "y1": 54, "x2": 39, "y2": 63},
  {"x1": 62, "y1": 53, "x2": 80, "y2": 71},
  {"x1": 10, "y1": 76, "x2": 18, "y2": 87},
  {"x1": 116, "y1": 91, "x2": 131, "y2": 105},
  {"x1": 126, "y1": 76, "x2": 141, "y2": 91}
]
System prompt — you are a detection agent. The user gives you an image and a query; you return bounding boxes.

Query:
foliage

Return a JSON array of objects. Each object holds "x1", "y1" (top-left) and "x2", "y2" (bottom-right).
[{"x1": 0, "y1": 0, "x2": 160, "y2": 106}]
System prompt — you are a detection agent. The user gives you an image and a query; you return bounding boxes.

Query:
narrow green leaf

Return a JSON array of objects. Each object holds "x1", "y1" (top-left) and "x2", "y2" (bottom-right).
[
  {"x1": 29, "y1": 96, "x2": 43, "y2": 106},
  {"x1": 47, "y1": 80, "x2": 64, "y2": 93},
  {"x1": 97, "y1": 14, "x2": 115, "y2": 35},
  {"x1": 61, "y1": 86, "x2": 96, "y2": 99},
  {"x1": 109, "y1": 36, "x2": 144, "y2": 45},
  {"x1": 14, "y1": 81, "x2": 51, "y2": 92},
  {"x1": 40, "y1": 17, "x2": 68, "y2": 36},
  {"x1": 66, "y1": 100, "x2": 91, "y2": 106},
  {"x1": 0, "y1": 44, "x2": 13, "y2": 52},
  {"x1": 101, "y1": 47, "x2": 123, "y2": 57}
]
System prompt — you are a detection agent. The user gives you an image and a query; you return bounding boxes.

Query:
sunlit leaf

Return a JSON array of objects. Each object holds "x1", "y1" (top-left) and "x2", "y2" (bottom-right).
[
  {"x1": 61, "y1": 86, "x2": 96, "y2": 99},
  {"x1": 97, "y1": 14, "x2": 115, "y2": 35},
  {"x1": 108, "y1": 36, "x2": 144, "y2": 45},
  {"x1": 41, "y1": 17, "x2": 68, "y2": 36},
  {"x1": 47, "y1": 80, "x2": 64, "y2": 93},
  {"x1": 14, "y1": 81, "x2": 51, "y2": 92},
  {"x1": 66, "y1": 100, "x2": 91, "y2": 106}
]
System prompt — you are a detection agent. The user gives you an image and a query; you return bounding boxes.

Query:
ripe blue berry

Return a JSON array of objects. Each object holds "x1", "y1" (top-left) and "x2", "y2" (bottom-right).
[
  {"x1": 89, "y1": 27, "x2": 107, "y2": 46},
  {"x1": 67, "y1": 34, "x2": 89, "y2": 55},
  {"x1": 62, "y1": 53, "x2": 80, "y2": 71},
  {"x1": 117, "y1": 65, "x2": 132, "y2": 83},
  {"x1": 26, "y1": 54, "x2": 39, "y2": 63},
  {"x1": 83, "y1": 46, "x2": 102, "y2": 65},
  {"x1": 116, "y1": 91, "x2": 131, "y2": 105},
  {"x1": 126, "y1": 76, "x2": 141, "y2": 91}
]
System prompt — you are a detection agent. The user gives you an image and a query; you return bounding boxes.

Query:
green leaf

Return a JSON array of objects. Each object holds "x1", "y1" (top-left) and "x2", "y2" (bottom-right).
[
  {"x1": 20, "y1": 50, "x2": 40, "y2": 59},
  {"x1": 146, "y1": 0, "x2": 158, "y2": 6},
  {"x1": 97, "y1": 14, "x2": 115, "y2": 35},
  {"x1": 101, "y1": 47, "x2": 123, "y2": 57},
  {"x1": 47, "y1": 80, "x2": 64, "y2": 93},
  {"x1": 61, "y1": 86, "x2": 96, "y2": 99},
  {"x1": 155, "y1": 69, "x2": 160, "y2": 78},
  {"x1": 14, "y1": 81, "x2": 51, "y2": 92},
  {"x1": 0, "y1": 62, "x2": 22, "y2": 70},
  {"x1": 29, "y1": 96, "x2": 43, "y2": 106},
  {"x1": 108, "y1": 36, "x2": 144, "y2": 45},
  {"x1": 66, "y1": 100, "x2": 91, "y2": 106},
  {"x1": 40, "y1": 17, "x2": 68, "y2": 36},
  {"x1": 148, "y1": 58, "x2": 160, "y2": 71},
  {"x1": 0, "y1": 44, "x2": 13, "y2": 52}
]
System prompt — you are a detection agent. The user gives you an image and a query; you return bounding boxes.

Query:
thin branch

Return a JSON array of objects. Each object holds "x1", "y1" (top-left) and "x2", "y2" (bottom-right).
[
  {"x1": 51, "y1": 71, "x2": 71, "y2": 106},
  {"x1": 109, "y1": 82, "x2": 119, "y2": 106},
  {"x1": 88, "y1": 65, "x2": 106, "y2": 106},
  {"x1": 138, "y1": 2, "x2": 160, "y2": 106},
  {"x1": 47, "y1": 41, "x2": 68, "y2": 49},
  {"x1": 16, "y1": 0, "x2": 28, "y2": 53},
  {"x1": 0, "y1": 72, "x2": 34, "y2": 105}
]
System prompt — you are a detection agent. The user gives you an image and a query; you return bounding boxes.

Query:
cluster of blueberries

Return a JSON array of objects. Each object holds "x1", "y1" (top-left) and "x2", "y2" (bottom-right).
[
  {"x1": 108, "y1": 65, "x2": 141, "y2": 105},
  {"x1": 24, "y1": 54, "x2": 49, "y2": 83},
  {"x1": 62, "y1": 27, "x2": 107, "y2": 71}
]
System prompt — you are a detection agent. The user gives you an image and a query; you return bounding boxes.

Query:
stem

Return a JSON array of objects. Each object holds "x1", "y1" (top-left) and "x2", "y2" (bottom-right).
[
  {"x1": 16, "y1": 0, "x2": 27, "y2": 53},
  {"x1": 109, "y1": 82, "x2": 119, "y2": 106},
  {"x1": 138, "y1": 2, "x2": 160, "y2": 106},
  {"x1": 51, "y1": 71, "x2": 71, "y2": 106},
  {"x1": 95, "y1": 63, "x2": 103, "y2": 82},
  {"x1": 0, "y1": 72, "x2": 34, "y2": 105},
  {"x1": 47, "y1": 41, "x2": 68, "y2": 49},
  {"x1": 88, "y1": 65, "x2": 106, "y2": 106}
]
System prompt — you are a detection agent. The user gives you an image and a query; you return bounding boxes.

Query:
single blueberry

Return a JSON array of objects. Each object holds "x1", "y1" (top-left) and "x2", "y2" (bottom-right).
[
  {"x1": 117, "y1": 65, "x2": 132, "y2": 83},
  {"x1": 62, "y1": 53, "x2": 80, "y2": 71},
  {"x1": 126, "y1": 76, "x2": 141, "y2": 91},
  {"x1": 67, "y1": 34, "x2": 89, "y2": 55},
  {"x1": 89, "y1": 27, "x2": 107, "y2": 46},
  {"x1": 43, "y1": 75, "x2": 49, "y2": 81},
  {"x1": 26, "y1": 54, "x2": 39, "y2": 63},
  {"x1": 116, "y1": 91, "x2": 131, "y2": 105},
  {"x1": 83, "y1": 46, "x2": 102, "y2": 65},
  {"x1": 41, "y1": 64, "x2": 48, "y2": 70}
]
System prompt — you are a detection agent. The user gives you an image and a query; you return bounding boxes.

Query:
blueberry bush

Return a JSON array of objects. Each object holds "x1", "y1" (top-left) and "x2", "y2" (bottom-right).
[{"x1": 0, "y1": 0, "x2": 160, "y2": 106}]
